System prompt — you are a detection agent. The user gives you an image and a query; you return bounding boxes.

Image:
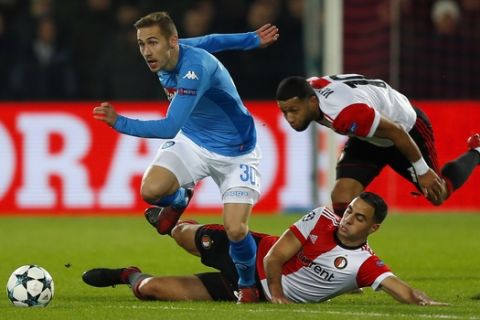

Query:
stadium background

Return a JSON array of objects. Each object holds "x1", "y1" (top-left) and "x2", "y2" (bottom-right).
[{"x1": 0, "y1": 0, "x2": 479, "y2": 214}]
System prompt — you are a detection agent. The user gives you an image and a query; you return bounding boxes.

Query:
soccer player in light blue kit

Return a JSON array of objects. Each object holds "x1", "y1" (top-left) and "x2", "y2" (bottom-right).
[{"x1": 93, "y1": 12, "x2": 279, "y2": 303}]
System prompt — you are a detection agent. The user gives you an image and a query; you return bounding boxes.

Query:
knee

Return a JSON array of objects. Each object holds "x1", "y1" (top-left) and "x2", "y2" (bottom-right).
[
  {"x1": 225, "y1": 223, "x2": 248, "y2": 242},
  {"x1": 140, "y1": 183, "x2": 160, "y2": 204},
  {"x1": 171, "y1": 223, "x2": 188, "y2": 245}
]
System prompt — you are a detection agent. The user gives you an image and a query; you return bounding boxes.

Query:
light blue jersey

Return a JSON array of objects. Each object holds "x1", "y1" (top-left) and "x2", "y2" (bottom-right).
[{"x1": 113, "y1": 32, "x2": 260, "y2": 156}]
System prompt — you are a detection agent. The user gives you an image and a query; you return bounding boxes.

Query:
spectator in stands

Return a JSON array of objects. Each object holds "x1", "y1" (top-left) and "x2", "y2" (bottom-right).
[
  {"x1": 9, "y1": 16, "x2": 78, "y2": 100},
  {"x1": 11, "y1": 0, "x2": 54, "y2": 50},
  {"x1": 71, "y1": 0, "x2": 116, "y2": 99},
  {"x1": 343, "y1": 0, "x2": 390, "y2": 81},
  {"x1": 460, "y1": 0, "x2": 480, "y2": 94},
  {"x1": 220, "y1": 0, "x2": 283, "y2": 99},
  {"x1": 180, "y1": 0, "x2": 215, "y2": 37},
  {"x1": 277, "y1": 0, "x2": 306, "y2": 75},
  {"x1": 94, "y1": 1, "x2": 162, "y2": 100},
  {"x1": 399, "y1": 0, "x2": 478, "y2": 99},
  {"x1": 431, "y1": 0, "x2": 461, "y2": 36},
  {"x1": 0, "y1": 11, "x2": 13, "y2": 98},
  {"x1": 429, "y1": 0, "x2": 475, "y2": 98}
]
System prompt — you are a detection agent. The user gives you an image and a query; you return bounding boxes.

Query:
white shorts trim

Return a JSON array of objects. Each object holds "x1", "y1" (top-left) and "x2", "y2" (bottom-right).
[{"x1": 222, "y1": 187, "x2": 260, "y2": 205}]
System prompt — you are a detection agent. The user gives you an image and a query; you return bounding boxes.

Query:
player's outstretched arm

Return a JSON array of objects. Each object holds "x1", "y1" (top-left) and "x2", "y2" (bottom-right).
[
  {"x1": 263, "y1": 230, "x2": 301, "y2": 304},
  {"x1": 180, "y1": 24, "x2": 279, "y2": 53},
  {"x1": 379, "y1": 276, "x2": 448, "y2": 306}
]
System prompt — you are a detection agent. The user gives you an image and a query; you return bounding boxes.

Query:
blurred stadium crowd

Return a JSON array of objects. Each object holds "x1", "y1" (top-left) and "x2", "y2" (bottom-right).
[{"x1": 0, "y1": 0, "x2": 479, "y2": 101}]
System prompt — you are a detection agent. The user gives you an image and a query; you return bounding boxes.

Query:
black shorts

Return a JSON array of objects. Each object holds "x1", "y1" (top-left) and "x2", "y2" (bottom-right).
[
  {"x1": 193, "y1": 224, "x2": 268, "y2": 301},
  {"x1": 337, "y1": 107, "x2": 439, "y2": 191}
]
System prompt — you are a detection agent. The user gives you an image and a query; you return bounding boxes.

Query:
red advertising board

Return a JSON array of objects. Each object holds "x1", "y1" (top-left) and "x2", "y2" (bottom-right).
[{"x1": 0, "y1": 101, "x2": 478, "y2": 214}]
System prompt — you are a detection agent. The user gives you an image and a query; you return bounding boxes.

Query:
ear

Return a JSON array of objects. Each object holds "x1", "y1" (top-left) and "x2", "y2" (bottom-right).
[
  {"x1": 169, "y1": 35, "x2": 178, "y2": 48},
  {"x1": 368, "y1": 223, "x2": 380, "y2": 235}
]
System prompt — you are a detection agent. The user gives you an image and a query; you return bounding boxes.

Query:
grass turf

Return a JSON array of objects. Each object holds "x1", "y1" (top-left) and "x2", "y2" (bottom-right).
[{"x1": 0, "y1": 212, "x2": 479, "y2": 320}]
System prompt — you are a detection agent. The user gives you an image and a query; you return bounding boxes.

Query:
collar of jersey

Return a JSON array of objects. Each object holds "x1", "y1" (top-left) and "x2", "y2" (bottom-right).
[{"x1": 333, "y1": 229, "x2": 367, "y2": 250}]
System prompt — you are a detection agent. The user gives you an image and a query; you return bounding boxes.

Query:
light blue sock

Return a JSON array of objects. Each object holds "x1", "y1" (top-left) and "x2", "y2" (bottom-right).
[
  {"x1": 152, "y1": 188, "x2": 186, "y2": 208},
  {"x1": 229, "y1": 233, "x2": 257, "y2": 288}
]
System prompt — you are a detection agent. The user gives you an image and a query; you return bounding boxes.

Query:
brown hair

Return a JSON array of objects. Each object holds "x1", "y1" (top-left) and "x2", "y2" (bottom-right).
[
  {"x1": 359, "y1": 192, "x2": 388, "y2": 223},
  {"x1": 134, "y1": 12, "x2": 178, "y2": 39}
]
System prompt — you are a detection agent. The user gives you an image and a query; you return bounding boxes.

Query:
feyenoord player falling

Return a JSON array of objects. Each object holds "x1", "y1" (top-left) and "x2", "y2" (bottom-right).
[{"x1": 276, "y1": 74, "x2": 480, "y2": 216}]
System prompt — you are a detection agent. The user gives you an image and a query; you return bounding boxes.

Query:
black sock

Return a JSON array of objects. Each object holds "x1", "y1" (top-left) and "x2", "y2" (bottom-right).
[
  {"x1": 441, "y1": 150, "x2": 480, "y2": 191},
  {"x1": 128, "y1": 272, "x2": 151, "y2": 288},
  {"x1": 128, "y1": 272, "x2": 152, "y2": 300}
]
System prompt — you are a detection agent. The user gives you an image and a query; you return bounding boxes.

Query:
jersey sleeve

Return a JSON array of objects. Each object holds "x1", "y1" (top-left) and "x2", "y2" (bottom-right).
[
  {"x1": 289, "y1": 207, "x2": 326, "y2": 244},
  {"x1": 113, "y1": 64, "x2": 210, "y2": 138},
  {"x1": 356, "y1": 255, "x2": 393, "y2": 290},
  {"x1": 179, "y1": 32, "x2": 260, "y2": 53},
  {"x1": 332, "y1": 103, "x2": 380, "y2": 137}
]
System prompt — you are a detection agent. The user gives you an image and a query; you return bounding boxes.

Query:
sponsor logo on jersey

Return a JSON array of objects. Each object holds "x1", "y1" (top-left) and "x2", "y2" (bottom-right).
[
  {"x1": 309, "y1": 234, "x2": 318, "y2": 244},
  {"x1": 161, "y1": 141, "x2": 175, "y2": 149},
  {"x1": 298, "y1": 251, "x2": 335, "y2": 281},
  {"x1": 201, "y1": 234, "x2": 212, "y2": 249},
  {"x1": 178, "y1": 88, "x2": 197, "y2": 96},
  {"x1": 182, "y1": 70, "x2": 199, "y2": 80},
  {"x1": 333, "y1": 256, "x2": 348, "y2": 269}
]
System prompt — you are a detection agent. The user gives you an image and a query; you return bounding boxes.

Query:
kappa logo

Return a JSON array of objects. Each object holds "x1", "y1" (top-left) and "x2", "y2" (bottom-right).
[{"x1": 182, "y1": 70, "x2": 199, "y2": 80}]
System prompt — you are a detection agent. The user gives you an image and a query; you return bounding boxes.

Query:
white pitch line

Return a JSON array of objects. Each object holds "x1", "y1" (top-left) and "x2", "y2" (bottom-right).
[{"x1": 105, "y1": 304, "x2": 480, "y2": 319}]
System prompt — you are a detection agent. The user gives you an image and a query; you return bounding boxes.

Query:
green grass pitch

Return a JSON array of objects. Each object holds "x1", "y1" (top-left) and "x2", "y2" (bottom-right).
[{"x1": 1, "y1": 212, "x2": 479, "y2": 320}]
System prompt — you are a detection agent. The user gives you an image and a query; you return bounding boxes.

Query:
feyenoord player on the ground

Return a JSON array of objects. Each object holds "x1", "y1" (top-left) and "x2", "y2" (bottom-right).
[
  {"x1": 276, "y1": 74, "x2": 480, "y2": 216},
  {"x1": 82, "y1": 192, "x2": 445, "y2": 306}
]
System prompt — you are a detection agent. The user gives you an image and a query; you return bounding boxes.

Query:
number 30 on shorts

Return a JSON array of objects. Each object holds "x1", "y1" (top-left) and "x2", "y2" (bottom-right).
[{"x1": 239, "y1": 164, "x2": 257, "y2": 186}]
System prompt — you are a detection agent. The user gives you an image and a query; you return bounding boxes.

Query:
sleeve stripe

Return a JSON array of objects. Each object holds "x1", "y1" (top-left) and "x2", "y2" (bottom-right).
[{"x1": 372, "y1": 272, "x2": 394, "y2": 291}]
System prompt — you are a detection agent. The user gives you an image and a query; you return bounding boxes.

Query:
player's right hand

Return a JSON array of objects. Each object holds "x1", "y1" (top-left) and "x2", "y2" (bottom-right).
[
  {"x1": 417, "y1": 169, "x2": 446, "y2": 205},
  {"x1": 93, "y1": 102, "x2": 118, "y2": 127}
]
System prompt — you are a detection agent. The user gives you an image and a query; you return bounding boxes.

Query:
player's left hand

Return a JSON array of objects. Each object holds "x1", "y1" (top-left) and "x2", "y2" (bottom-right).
[
  {"x1": 256, "y1": 23, "x2": 279, "y2": 48},
  {"x1": 270, "y1": 294, "x2": 293, "y2": 304},
  {"x1": 417, "y1": 169, "x2": 446, "y2": 205},
  {"x1": 414, "y1": 290, "x2": 449, "y2": 306}
]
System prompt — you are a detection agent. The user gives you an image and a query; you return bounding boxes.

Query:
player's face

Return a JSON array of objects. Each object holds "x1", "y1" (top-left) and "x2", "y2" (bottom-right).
[
  {"x1": 337, "y1": 197, "x2": 379, "y2": 245},
  {"x1": 277, "y1": 96, "x2": 319, "y2": 132},
  {"x1": 137, "y1": 25, "x2": 178, "y2": 72}
]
